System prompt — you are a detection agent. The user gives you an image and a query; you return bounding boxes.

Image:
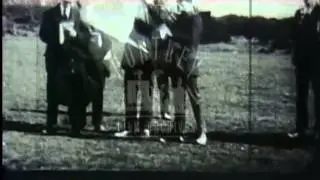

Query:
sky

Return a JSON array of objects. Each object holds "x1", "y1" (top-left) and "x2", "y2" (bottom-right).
[
  {"x1": 6, "y1": 0, "x2": 309, "y2": 18},
  {"x1": 83, "y1": 0, "x2": 305, "y2": 18}
]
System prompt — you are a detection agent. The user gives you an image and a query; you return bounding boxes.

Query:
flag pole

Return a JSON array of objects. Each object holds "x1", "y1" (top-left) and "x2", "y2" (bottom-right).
[{"x1": 248, "y1": 0, "x2": 253, "y2": 162}]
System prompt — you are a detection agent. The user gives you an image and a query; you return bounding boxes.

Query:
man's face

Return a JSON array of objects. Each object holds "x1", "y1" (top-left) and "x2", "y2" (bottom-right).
[
  {"x1": 154, "y1": 0, "x2": 166, "y2": 6},
  {"x1": 304, "y1": 0, "x2": 311, "y2": 6},
  {"x1": 61, "y1": 0, "x2": 76, "y2": 5}
]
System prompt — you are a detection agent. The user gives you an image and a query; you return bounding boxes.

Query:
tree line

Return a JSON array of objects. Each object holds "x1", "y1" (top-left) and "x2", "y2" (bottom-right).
[{"x1": 200, "y1": 12, "x2": 294, "y2": 51}]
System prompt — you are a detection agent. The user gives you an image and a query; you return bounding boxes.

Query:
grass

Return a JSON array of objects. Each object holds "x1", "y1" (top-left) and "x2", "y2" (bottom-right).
[{"x1": 2, "y1": 35, "x2": 315, "y2": 171}]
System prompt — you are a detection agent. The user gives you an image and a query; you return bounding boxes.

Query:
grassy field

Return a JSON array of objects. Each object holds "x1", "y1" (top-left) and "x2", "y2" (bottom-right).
[{"x1": 2, "y1": 35, "x2": 315, "y2": 171}]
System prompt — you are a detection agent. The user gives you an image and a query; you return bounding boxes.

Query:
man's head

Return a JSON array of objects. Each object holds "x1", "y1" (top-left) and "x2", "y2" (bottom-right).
[
  {"x1": 303, "y1": 0, "x2": 319, "y2": 7},
  {"x1": 304, "y1": 0, "x2": 311, "y2": 7},
  {"x1": 60, "y1": 0, "x2": 78, "y2": 7},
  {"x1": 154, "y1": 0, "x2": 165, "y2": 5}
]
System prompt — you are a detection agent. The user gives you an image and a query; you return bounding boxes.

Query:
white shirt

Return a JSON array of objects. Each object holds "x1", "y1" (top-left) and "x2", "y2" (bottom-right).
[
  {"x1": 60, "y1": 2, "x2": 71, "y2": 19},
  {"x1": 162, "y1": 0, "x2": 197, "y2": 15}
]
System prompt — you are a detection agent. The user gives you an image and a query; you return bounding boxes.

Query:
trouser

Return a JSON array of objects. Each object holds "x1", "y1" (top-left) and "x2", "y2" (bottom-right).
[
  {"x1": 157, "y1": 73, "x2": 170, "y2": 115},
  {"x1": 294, "y1": 57, "x2": 320, "y2": 134},
  {"x1": 45, "y1": 54, "x2": 108, "y2": 130},
  {"x1": 171, "y1": 74, "x2": 206, "y2": 135},
  {"x1": 45, "y1": 56, "x2": 61, "y2": 130},
  {"x1": 124, "y1": 69, "x2": 153, "y2": 133},
  {"x1": 84, "y1": 58, "x2": 108, "y2": 128}
]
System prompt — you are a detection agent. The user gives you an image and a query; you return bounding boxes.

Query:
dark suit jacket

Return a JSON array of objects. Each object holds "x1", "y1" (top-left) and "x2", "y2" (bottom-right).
[
  {"x1": 39, "y1": 4, "x2": 111, "y2": 94},
  {"x1": 315, "y1": 4, "x2": 320, "y2": 45},
  {"x1": 39, "y1": 3, "x2": 83, "y2": 74},
  {"x1": 39, "y1": 4, "x2": 81, "y2": 57},
  {"x1": 67, "y1": 24, "x2": 112, "y2": 82},
  {"x1": 68, "y1": 23, "x2": 112, "y2": 63},
  {"x1": 39, "y1": 4, "x2": 109, "y2": 60},
  {"x1": 291, "y1": 6, "x2": 319, "y2": 66}
]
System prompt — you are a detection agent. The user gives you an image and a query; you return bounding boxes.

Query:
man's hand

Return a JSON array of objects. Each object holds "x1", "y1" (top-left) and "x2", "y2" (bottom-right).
[
  {"x1": 167, "y1": 12, "x2": 177, "y2": 22},
  {"x1": 61, "y1": 21, "x2": 77, "y2": 37},
  {"x1": 90, "y1": 31, "x2": 103, "y2": 48},
  {"x1": 152, "y1": 23, "x2": 172, "y2": 40}
]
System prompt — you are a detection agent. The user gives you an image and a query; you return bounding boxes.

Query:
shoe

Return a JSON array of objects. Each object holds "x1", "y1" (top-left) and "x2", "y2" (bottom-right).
[
  {"x1": 288, "y1": 132, "x2": 299, "y2": 138},
  {"x1": 95, "y1": 124, "x2": 107, "y2": 133},
  {"x1": 196, "y1": 133, "x2": 207, "y2": 145},
  {"x1": 114, "y1": 130, "x2": 129, "y2": 137},
  {"x1": 288, "y1": 131, "x2": 305, "y2": 139},
  {"x1": 179, "y1": 136, "x2": 185, "y2": 142},
  {"x1": 141, "y1": 129, "x2": 150, "y2": 138},
  {"x1": 42, "y1": 126, "x2": 57, "y2": 135},
  {"x1": 161, "y1": 113, "x2": 172, "y2": 120}
]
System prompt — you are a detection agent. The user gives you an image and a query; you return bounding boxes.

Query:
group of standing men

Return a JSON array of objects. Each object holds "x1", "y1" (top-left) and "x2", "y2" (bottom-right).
[
  {"x1": 38, "y1": 0, "x2": 319, "y2": 146},
  {"x1": 39, "y1": 0, "x2": 208, "y2": 145},
  {"x1": 116, "y1": 0, "x2": 207, "y2": 145}
]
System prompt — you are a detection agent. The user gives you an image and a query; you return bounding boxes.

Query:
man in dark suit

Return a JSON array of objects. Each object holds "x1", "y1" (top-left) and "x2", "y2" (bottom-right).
[
  {"x1": 288, "y1": 0, "x2": 319, "y2": 140},
  {"x1": 39, "y1": 0, "x2": 111, "y2": 134},
  {"x1": 63, "y1": 22, "x2": 112, "y2": 134},
  {"x1": 39, "y1": 0, "x2": 81, "y2": 134}
]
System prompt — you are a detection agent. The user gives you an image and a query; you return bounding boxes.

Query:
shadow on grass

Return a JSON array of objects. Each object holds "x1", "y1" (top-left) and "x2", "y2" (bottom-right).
[
  {"x1": 9, "y1": 108, "x2": 124, "y2": 117},
  {"x1": 3, "y1": 119, "x2": 317, "y2": 149},
  {"x1": 2, "y1": 118, "x2": 187, "y2": 144},
  {"x1": 8, "y1": 108, "x2": 163, "y2": 120}
]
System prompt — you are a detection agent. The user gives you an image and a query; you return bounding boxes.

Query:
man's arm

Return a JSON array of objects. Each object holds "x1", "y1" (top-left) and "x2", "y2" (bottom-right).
[
  {"x1": 66, "y1": 19, "x2": 106, "y2": 60},
  {"x1": 134, "y1": 18, "x2": 154, "y2": 37},
  {"x1": 291, "y1": 9, "x2": 301, "y2": 66},
  {"x1": 170, "y1": 13, "x2": 202, "y2": 47},
  {"x1": 62, "y1": 12, "x2": 92, "y2": 49},
  {"x1": 315, "y1": 5, "x2": 320, "y2": 41},
  {"x1": 147, "y1": 5, "x2": 165, "y2": 25},
  {"x1": 134, "y1": 4, "x2": 166, "y2": 37},
  {"x1": 72, "y1": 20, "x2": 92, "y2": 47},
  {"x1": 39, "y1": 11, "x2": 53, "y2": 44},
  {"x1": 291, "y1": 10, "x2": 301, "y2": 49},
  {"x1": 190, "y1": 14, "x2": 203, "y2": 47}
]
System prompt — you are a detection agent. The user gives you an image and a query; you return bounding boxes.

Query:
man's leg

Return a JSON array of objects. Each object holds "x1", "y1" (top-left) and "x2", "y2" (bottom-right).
[
  {"x1": 157, "y1": 73, "x2": 172, "y2": 120},
  {"x1": 311, "y1": 63, "x2": 320, "y2": 140},
  {"x1": 185, "y1": 76, "x2": 207, "y2": 145},
  {"x1": 140, "y1": 71, "x2": 154, "y2": 137},
  {"x1": 44, "y1": 58, "x2": 58, "y2": 134},
  {"x1": 172, "y1": 75, "x2": 186, "y2": 140},
  {"x1": 89, "y1": 59, "x2": 107, "y2": 132},
  {"x1": 115, "y1": 70, "x2": 138, "y2": 137},
  {"x1": 289, "y1": 64, "x2": 310, "y2": 138},
  {"x1": 92, "y1": 84, "x2": 104, "y2": 132},
  {"x1": 69, "y1": 102, "x2": 86, "y2": 136}
]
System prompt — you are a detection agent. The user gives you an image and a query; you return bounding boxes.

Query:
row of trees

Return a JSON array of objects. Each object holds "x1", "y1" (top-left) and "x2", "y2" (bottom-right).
[{"x1": 200, "y1": 12, "x2": 294, "y2": 50}]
